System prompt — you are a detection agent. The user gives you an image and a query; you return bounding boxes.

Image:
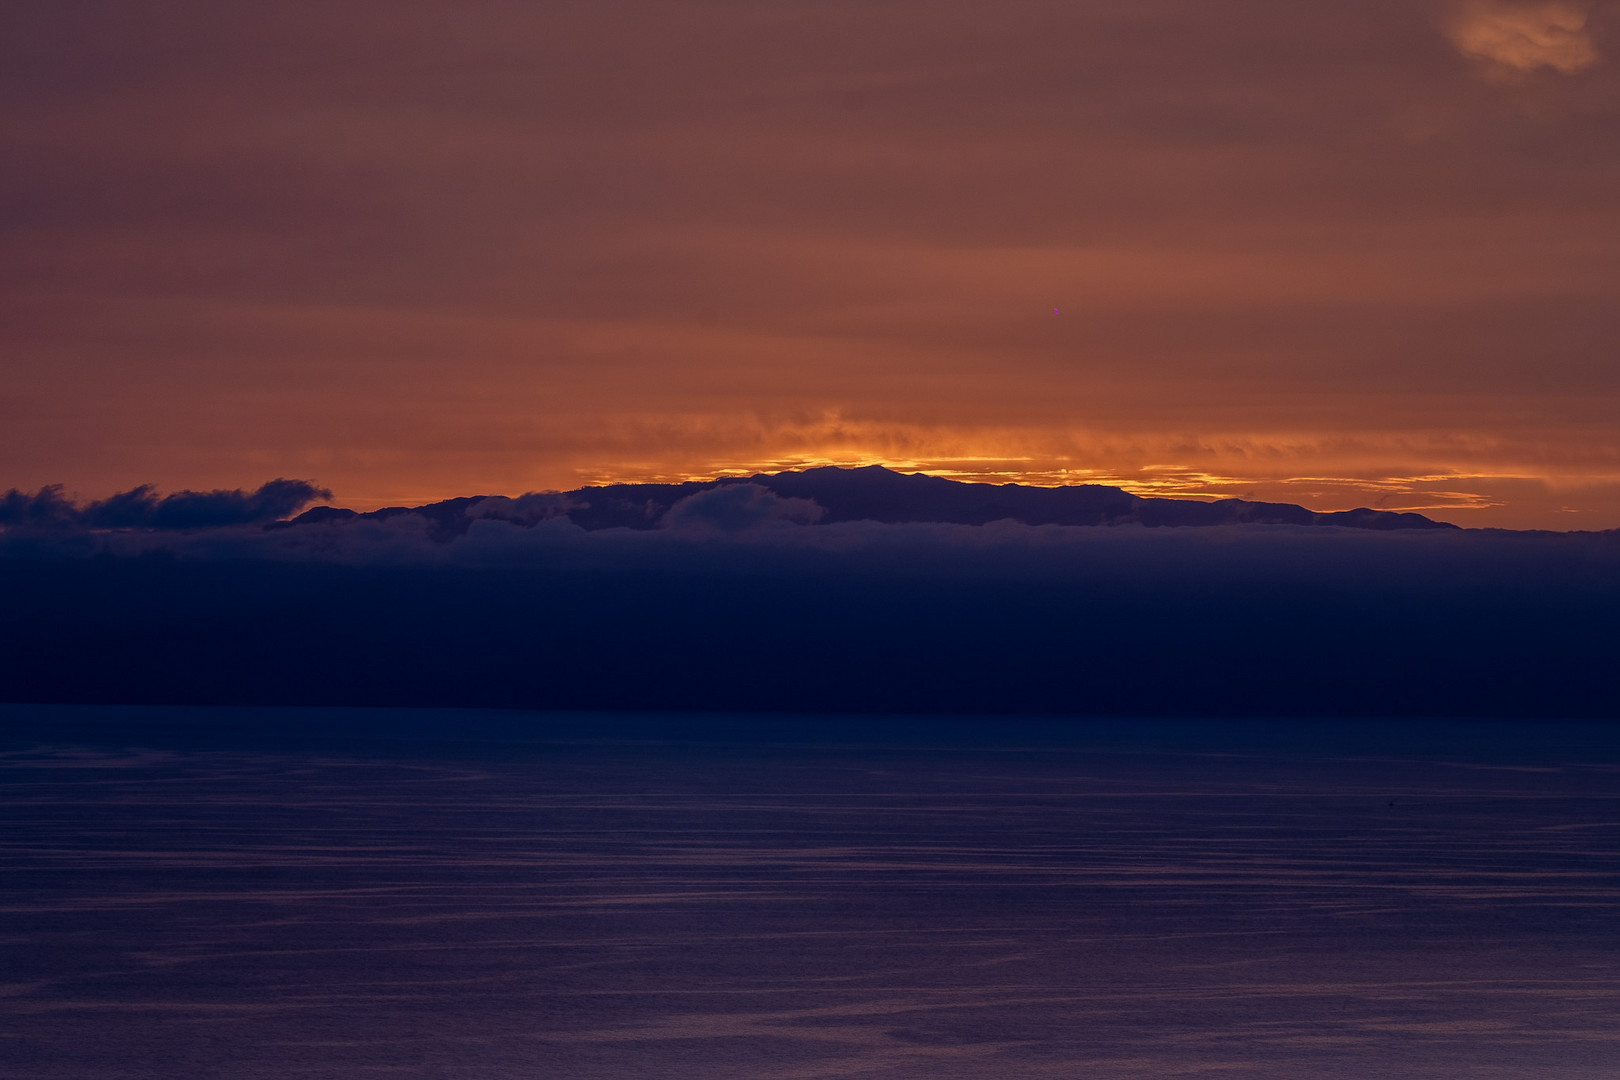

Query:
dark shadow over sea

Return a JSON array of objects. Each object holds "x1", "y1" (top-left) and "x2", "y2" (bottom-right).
[{"x1": 3, "y1": 707, "x2": 1618, "y2": 1078}]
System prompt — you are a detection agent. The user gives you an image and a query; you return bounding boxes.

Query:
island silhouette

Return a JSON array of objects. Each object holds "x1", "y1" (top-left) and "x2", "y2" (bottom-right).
[{"x1": 277, "y1": 465, "x2": 1457, "y2": 538}]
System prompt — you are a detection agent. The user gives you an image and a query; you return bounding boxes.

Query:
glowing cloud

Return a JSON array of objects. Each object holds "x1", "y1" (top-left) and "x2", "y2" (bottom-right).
[{"x1": 1444, "y1": 1, "x2": 1600, "y2": 73}]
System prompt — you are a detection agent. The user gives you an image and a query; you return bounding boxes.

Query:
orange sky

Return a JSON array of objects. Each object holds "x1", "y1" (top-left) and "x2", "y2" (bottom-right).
[{"x1": 3, "y1": 0, "x2": 1619, "y2": 529}]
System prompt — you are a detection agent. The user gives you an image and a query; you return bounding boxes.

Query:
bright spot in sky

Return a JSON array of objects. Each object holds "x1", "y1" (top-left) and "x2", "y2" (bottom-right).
[{"x1": 1445, "y1": 0, "x2": 1600, "y2": 74}]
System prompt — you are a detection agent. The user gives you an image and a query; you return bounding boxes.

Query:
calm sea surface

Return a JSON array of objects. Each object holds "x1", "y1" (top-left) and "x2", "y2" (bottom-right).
[{"x1": 3, "y1": 707, "x2": 1618, "y2": 1079}]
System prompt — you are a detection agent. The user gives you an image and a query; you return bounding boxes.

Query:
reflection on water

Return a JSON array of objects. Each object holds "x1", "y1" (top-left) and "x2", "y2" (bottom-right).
[{"x1": 2, "y1": 708, "x2": 1618, "y2": 1078}]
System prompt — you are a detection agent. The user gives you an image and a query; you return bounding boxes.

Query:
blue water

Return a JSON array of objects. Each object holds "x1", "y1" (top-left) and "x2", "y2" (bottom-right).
[{"x1": 3, "y1": 708, "x2": 1618, "y2": 1078}]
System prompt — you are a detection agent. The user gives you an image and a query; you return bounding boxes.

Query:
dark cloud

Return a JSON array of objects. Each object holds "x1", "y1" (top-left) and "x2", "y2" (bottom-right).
[
  {"x1": 0, "y1": 484, "x2": 80, "y2": 530},
  {"x1": 0, "y1": 479, "x2": 329, "y2": 531}
]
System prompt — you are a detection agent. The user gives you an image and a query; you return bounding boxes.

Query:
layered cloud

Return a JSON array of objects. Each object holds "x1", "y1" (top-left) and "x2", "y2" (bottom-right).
[{"x1": 3, "y1": 0, "x2": 1618, "y2": 528}]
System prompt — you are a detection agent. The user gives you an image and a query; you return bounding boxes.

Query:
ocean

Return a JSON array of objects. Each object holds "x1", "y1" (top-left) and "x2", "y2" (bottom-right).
[{"x1": 3, "y1": 707, "x2": 1617, "y2": 1078}]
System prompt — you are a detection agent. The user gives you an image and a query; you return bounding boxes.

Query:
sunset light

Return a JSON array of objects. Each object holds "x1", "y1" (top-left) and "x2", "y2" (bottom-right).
[
  {"x1": 4, "y1": 1, "x2": 1616, "y2": 530},
  {"x1": 5, "y1": 3, "x2": 1619, "y2": 1077}
]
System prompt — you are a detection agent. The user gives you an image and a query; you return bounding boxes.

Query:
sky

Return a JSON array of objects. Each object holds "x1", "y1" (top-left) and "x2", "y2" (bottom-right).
[{"x1": 3, "y1": 0, "x2": 1618, "y2": 529}]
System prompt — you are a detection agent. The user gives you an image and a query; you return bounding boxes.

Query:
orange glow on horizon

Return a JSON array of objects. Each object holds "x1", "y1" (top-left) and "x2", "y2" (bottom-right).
[
  {"x1": 564, "y1": 457, "x2": 1515, "y2": 519},
  {"x1": 313, "y1": 441, "x2": 1620, "y2": 531},
  {"x1": 6, "y1": 2, "x2": 1618, "y2": 534}
]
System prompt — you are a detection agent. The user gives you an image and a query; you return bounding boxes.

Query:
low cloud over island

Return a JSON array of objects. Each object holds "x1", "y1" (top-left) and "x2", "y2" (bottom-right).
[
  {"x1": 2, "y1": 465, "x2": 1459, "y2": 554},
  {"x1": 2, "y1": 467, "x2": 1616, "y2": 718}
]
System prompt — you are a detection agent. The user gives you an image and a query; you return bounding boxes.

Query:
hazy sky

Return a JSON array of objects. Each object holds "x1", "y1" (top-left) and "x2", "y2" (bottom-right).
[{"x1": 4, "y1": 0, "x2": 1617, "y2": 527}]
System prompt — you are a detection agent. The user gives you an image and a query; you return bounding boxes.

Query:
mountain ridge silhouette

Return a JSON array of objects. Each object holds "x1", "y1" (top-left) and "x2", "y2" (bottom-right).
[{"x1": 282, "y1": 464, "x2": 1458, "y2": 536}]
